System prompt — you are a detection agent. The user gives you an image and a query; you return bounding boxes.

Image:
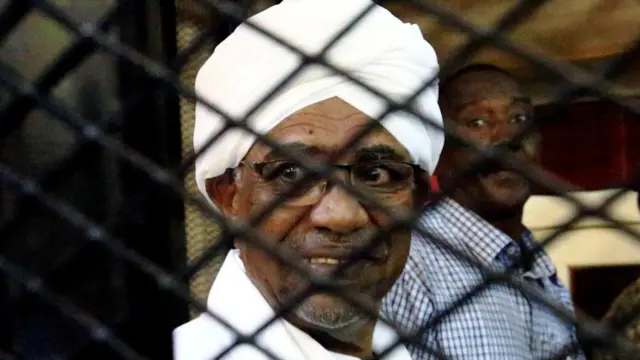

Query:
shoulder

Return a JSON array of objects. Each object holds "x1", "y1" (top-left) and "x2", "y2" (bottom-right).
[
  {"x1": 408, "y1": 211, "x2": 466, "y2": 278},
  {"x1": 173, "y1": 314, "x2": 277, "y2": 360},
  {"x1": 412, "y1": 204, "x2": 464, "y2": 251},
  {"x1": 173, "y1": 314, "x2": 235, "y2": 360},
  {"x1": 382, "y1": 246, "x2": 438, "y2": 329},
  {"x1": 382, "y1": 271, "x2": 435, "y2": 334}
]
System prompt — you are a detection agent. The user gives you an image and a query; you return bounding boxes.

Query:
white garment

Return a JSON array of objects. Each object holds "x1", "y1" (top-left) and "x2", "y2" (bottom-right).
[
  {"x1": 193, "y1": 0, "x2": 443, "y2": 209},
  {"x1": 173, "y1": 250, "x2": 412, "y2": 360}
]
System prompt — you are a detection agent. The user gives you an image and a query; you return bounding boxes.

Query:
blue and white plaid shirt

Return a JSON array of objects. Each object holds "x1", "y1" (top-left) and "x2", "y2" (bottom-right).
[{"x1": 381, "y1": 198, "x2": 584, "y2": 360}]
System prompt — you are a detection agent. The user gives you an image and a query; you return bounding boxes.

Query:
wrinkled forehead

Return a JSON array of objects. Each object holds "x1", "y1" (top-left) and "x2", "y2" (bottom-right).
[
  {"x1": 444, "y1": 71, "x2": 526, "y2": 110},
  {"x1": 246, "y1": 97, "x2": 411, "y2": 162}
]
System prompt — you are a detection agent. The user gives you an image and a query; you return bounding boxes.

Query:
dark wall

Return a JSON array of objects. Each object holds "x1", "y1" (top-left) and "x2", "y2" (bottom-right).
[
  {"x1": 0, "y1": 0, "x2": 188, "y2": 358},
  {"x1": 537, "y1": 100, "x2": 640, "y2": 192}
]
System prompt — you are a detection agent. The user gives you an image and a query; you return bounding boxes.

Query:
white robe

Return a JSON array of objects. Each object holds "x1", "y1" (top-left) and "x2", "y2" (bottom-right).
[{"x1": 173, "y1": 250, "x2": 413, "y2": 360}]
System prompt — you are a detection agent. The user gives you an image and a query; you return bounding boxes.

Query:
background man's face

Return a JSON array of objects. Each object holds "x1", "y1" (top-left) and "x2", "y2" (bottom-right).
[
  {"x1": 438, "y1": 70, "x2": 540, "y2": 213},
  {"x1": 218, "y1": 97, "x2": 415, "y2": 332}
]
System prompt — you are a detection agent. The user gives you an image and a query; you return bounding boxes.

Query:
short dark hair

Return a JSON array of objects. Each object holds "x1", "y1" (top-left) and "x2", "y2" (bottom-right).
[{"x1": 439, "y1": 63, "x2": 518, "y2": 110}]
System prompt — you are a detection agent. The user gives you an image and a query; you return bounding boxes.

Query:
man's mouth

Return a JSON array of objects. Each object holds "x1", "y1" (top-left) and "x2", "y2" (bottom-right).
[
  {"x1": 299, "y1": 242, "x2": 388, "y2": 265},
  {"x1": 301, "y1": 255, "x2": 380, "y2": 289},
  {"x1": 487, "y1": 170, "x2": 520, "y2": 181},
  {"x1": 478, "y1": 158, "x2": 508, "y2": 176},
  {"x1": 302, "y1": 256, "x2": 353, "y2": 281},
  {"x1": 306, "y1": 257, "x2": 344, "y2": 265},
  {"x1": 481, "y1": 169, "x2": 526, "y2": 187},
  {"x1": 303, "y1": 255, "x2": 373, "y2": 267},
  {"x1": 300, "y1": 249, "x2": 386, "y2": 274}
]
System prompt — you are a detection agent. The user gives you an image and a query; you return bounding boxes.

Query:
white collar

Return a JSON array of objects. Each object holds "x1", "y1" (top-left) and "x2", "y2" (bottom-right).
[{"x1": 173, "y1": 249, "x2": 412, "y2": 360}]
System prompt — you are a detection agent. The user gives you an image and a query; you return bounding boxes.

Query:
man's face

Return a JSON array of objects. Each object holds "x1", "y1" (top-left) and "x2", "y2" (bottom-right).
[
  {"x1": 438, "y1": 70, "x2": 540, "y2": 213},
  {"x1": 210, "y1": 97, "x2": 416, "y2": 332}
]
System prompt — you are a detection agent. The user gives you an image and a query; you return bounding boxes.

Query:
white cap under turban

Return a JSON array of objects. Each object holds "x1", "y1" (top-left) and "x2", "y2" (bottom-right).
[{"x1": 194, "y1": 0, "x2": 444, "y2": 204}]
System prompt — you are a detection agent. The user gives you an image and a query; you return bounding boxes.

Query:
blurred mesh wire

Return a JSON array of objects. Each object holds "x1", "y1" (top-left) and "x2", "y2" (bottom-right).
[{"x1": 176, "y1": 0, "x2": 221, "y2": 318}]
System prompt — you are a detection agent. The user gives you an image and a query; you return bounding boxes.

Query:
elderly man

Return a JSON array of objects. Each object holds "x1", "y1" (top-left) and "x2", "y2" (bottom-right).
[
  {"x1": 381, "y1": 64, "x2": 584, "y2": 359},
  {"x1": 172, "y1": 0, "x2": 443, "y2": 359}
]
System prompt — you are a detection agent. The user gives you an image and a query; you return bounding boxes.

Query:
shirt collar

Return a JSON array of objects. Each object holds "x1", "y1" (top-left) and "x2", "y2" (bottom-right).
[
  {"x1": 520, "y1": 230, "x2": 557, "y2": 279},
  {"x1": 427, "y1": 198, "x2": 557, "y2": 279},
  {"x1": 426, "y1": 197, "x2": 559, "y2": 279}
]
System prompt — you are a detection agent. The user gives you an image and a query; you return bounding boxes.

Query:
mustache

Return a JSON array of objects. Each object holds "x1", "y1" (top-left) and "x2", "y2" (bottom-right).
[{"x1": 289, "y1": 227, "x2": 391, "y2": 261}]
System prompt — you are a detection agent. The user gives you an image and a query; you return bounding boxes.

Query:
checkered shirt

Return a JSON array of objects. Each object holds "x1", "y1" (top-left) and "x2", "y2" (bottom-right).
[{"x1": 381, "y1": 198, "x2": 584, "y2": 360}]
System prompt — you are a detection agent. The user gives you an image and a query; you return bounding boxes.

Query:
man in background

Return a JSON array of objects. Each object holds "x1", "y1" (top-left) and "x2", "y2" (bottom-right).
[{"x1": 382, "y1": 64, "x2": 584, "y2": 359}]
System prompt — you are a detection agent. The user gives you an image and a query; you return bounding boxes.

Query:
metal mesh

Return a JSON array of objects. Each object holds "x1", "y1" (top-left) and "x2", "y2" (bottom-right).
[
  {"x1": 175, "y1": 1, "x2": 221, "y2": 317},
  {"x1": 1, "y1": 0, "x2": 639, "y2": 359}
]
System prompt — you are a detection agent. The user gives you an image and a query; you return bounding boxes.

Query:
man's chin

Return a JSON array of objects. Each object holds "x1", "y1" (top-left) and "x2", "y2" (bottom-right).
[
  {"x1": 292, "y1": 293, "x2": 367, "y2": 331},
  {"x1": 479, "y1": 175, "x2": 531, "y2": 211},
  {"x1": 487, "y1": 189, "x2": 530, "y2": 212}
]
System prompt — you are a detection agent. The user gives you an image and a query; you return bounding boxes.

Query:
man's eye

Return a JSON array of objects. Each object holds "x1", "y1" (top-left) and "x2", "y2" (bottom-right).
[
  {"x1": 354, "y1": 163, "x2": 411, "y2": 187},
  {"x1": 510, "y1": 114, "x2": 530, "y2": 124},
  {"x1": 356, "y1": 166, "x2": 391, "y2": 186},
  {"x1": 468, "y1": 118, "x2": 488, "y2": 128},
  {"x1": 263, "y1": 162, "x2": 305, "y2": 182}
]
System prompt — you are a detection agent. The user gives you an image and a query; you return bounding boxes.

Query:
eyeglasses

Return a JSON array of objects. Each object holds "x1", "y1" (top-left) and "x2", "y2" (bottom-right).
[{"x1": 240, "y1": 159, "x2": 419, "y2": 207}]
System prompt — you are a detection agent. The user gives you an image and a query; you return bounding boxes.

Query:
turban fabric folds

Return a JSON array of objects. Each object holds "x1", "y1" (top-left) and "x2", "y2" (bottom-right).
[{"x1": 194, "y1": 0, "x2": 444, "y2": 206}]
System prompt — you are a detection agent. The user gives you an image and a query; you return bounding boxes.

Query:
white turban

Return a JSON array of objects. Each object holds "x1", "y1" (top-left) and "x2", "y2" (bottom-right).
[{"x1": 194, "y1": 0, "x2": 443, "y2": 205}]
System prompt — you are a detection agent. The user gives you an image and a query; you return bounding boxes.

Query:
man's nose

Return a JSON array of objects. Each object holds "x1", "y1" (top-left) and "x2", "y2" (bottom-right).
[
  {"x1": 489, "y1": 122, "x2": 523, "y2": 152},
  {"x1": 488, "y1": 121, "x2": 509, "y2": 143},
  {"x1": 309, "y1": 184, "x2": 369, "y2": 234}
]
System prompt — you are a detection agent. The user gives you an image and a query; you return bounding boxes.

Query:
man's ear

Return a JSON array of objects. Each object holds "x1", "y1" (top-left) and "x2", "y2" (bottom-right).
[
  {"x1": 205, "y1": 169, "x2": 239, "y2": 216},
  {"x1": 414, "y1": 170, "x2": 432, "y2": 207},
  {"x1": 433, "y1": 145, "x2": 453, "y2": 184}
]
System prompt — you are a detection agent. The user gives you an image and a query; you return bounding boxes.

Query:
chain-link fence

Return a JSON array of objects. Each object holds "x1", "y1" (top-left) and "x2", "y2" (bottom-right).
[{"x1": 1, "y1": 0, "x2": 639, "y2": 359}]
